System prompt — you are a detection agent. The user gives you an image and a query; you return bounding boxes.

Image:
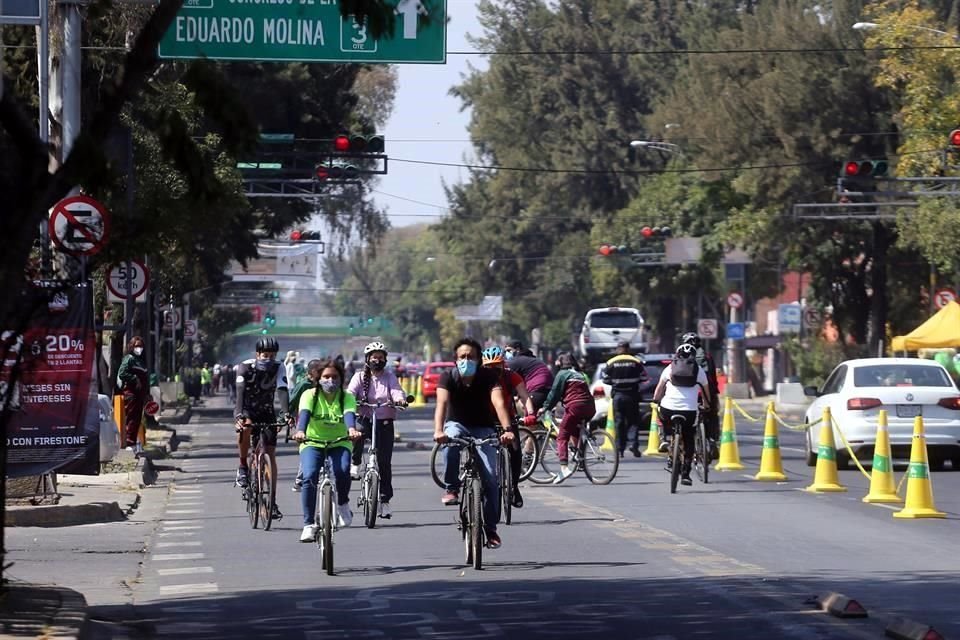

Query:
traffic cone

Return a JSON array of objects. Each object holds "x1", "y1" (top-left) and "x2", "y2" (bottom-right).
[
  {"x1": 642, "y1": 403, "x2": 665, "y2": 457},
  {"x1": 410, "y1": 375, "x2": 427, "y2": 407},
  {"x1": 862, "y1": 410, "x2": 902, "y2": 504},
  {"x1": 754, "y1": 401, "x2": 787, "y2": 481},
  {"x1": 805, "y1": 406, "x2": 846, "y2": 492},
  {"x1": 714, "y1": 397, "x2": 745, "y2": 471},
  {"x1": 893, "y1": 416, "x2": 945, "y2": 519},
  {"x1": 601, "y1": 401, "x2": 615, "y2": 452}
]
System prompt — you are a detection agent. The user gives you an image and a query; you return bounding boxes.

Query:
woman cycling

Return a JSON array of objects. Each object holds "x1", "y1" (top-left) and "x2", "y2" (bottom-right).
[
  {"x1": 293, "y1": 359, "x2": 361, "y2": 543},
  {"x1": 538, "y1": 352, "x2": 595, "y2": 484},
  {"x1": 346, "y1": 341, "x2": 408, "y2": 519}
]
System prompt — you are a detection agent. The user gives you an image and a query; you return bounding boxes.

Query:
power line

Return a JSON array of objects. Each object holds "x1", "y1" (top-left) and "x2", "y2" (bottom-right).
[{"x1": 446, "y1": 44, "x2": 960, "y2": 56}]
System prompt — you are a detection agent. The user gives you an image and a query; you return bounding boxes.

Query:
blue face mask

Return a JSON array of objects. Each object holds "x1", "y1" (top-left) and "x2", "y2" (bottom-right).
[
  {"x1": 320, "y1": 379, "x2": 339, "y2": 394},
  {"x1": 504, "y1": 351, "x2": 515, "y2": 361},
  {"x1": 457, "y1": 359, "x2": 477, "y2": 377}
]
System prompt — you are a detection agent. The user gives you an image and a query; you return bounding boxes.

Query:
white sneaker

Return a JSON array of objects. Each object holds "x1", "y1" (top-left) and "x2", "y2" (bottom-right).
[
  {"x1": 378, "y1": 502, "x2": 391, "y2": 519},
  {"x1": 337, "y1": 503, "x2": 353, "y2": 528},
  {"x1": 350, "y1": 464, "x2": 361, "y2": 479},
  {"x1": 553, "y1": 465, "x2": 574, "y2": 484},
  {"x1": 299, "y1": 525, "x2": 317, "y2": 543}
]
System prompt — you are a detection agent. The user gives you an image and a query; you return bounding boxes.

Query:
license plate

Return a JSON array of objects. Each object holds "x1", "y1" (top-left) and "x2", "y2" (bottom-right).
[{"x1": 896, "y1": 405, "x2": 922, "y2": 418}]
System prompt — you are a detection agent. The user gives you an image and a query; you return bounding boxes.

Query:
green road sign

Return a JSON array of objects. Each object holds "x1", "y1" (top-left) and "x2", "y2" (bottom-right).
[{"x1": 158, "y1": 0, "x2": 446, "y2": 63}]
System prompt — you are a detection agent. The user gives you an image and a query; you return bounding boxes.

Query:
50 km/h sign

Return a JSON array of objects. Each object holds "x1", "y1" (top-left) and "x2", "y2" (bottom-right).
[
  {"x1": 158, "y1": 0, "x2": 447, "y2": 63},
  {"x1": 106, "y1": 260, "x2": 150, "y2": 302}
]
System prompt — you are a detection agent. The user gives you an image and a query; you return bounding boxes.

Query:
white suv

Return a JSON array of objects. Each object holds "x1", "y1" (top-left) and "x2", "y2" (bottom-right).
[{"x1": 578, "y1": 307, "x2": 646, "y2": 364}]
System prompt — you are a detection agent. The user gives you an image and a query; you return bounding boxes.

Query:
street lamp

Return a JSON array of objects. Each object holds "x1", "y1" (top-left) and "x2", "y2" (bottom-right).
[{"x1": 852, "y1": 21, "x2": 959, "y2": 40}]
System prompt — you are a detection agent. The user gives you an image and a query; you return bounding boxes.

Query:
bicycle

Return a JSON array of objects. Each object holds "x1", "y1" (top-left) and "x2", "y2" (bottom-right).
[
  {"x1": 354, "y1": 396, "x2": 413, "y2": 529},
  {"x1": 665, "y1": 412, "x2": 708, "y2": 493},
  {"x1": 304, "y1": 435, "x2": 352, "y2": 576},
  {"x1": 238, "y1": 420, "x2": 285, "y2": 531},
  {"x1": 430, "y1": 419, "x2": 538, "y2": 490},
  {"x1": 444, "y1": 431, "x2": 502, "y2": 570},
  {"x1": 529, "y1": 411, "x2": 619, "y2": 485}
]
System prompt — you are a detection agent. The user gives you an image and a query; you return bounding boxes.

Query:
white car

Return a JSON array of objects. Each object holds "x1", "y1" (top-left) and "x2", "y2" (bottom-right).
[
  {"x1": 803, "y1": 358, "x2": 960, "y2": 469},
  {"x1": 579, "y1": 307, "x2": 646, "y2": 365}
]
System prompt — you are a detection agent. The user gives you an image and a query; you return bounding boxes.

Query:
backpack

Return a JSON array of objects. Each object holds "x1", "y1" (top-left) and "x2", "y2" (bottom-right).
[{"x1": 670, "y1": 355, "x2": 700, "y2": 388}]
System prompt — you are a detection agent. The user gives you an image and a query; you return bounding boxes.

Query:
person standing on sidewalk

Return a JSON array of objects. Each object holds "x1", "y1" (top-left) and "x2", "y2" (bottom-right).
[
  {"x1": 117, "y1": 336, "x2": 149, "y2": 452},
  {"x1": 602, "y1": 341, "x2": 652, "y2": 458}
]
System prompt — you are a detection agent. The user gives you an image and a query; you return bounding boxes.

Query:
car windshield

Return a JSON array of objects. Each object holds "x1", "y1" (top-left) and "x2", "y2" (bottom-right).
[
  {"x1": 853, "y1": 364, "x2": 953, "y2": 388},
  {"x1": 588, "y1": 312, "x2": 639, "y2": 329}
]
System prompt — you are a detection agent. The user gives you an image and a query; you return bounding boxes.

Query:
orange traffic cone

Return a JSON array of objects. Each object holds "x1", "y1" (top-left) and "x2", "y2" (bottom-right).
[
  {"x1": 805, "y1": 406, "x2": 846, "y2": 493},
  {"x1": 893, "y1": 416, "x2": 945, "y2": 519},
  {"x1": 862, "y1": 410, "x2": 901, "y2": 504},
  {"x1": 642, "y1": 403, "x2": 665, "y2": 457},
  {"x1": 754, "y1": 401, "x2": 787, "y2": 481},
  {"x1": 715, "y1": 397, "x2": 745, "y2": 471}
]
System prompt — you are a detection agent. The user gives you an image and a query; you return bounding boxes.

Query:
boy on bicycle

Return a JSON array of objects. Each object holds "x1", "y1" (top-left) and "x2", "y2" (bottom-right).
[
  {"x1": 538, "y1": 353, "x2": 595, "y2": 484},
  {"x1": 653, "y1": 344, "x2": 711, "y2": 486}
]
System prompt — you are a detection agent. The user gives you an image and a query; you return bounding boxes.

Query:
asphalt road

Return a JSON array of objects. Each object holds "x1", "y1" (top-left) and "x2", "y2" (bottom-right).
[{"x1": 8, "y1": 396, "x2": 960, "y2": 639}]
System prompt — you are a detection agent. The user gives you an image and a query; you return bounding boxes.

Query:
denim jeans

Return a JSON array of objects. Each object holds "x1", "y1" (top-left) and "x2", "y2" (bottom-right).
[
  {"x1": 443, "y1": 421, "x2": 499, "y2": 530},
  {"x1": 299, "y1": 445, "x2": 351, "y2": 526}
]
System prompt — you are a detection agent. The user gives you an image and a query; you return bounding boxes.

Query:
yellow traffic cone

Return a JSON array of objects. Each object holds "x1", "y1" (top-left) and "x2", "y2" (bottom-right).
[
  {"x1": 715, "y1": 397, "x2": 745, "y2": 471},
  {"x1": 754, "y1": 401, "x2": 787, "y2": 481},
  {"x1": 642, "y1": 403, "x2": 665, "y2": 457},
  {"x1": 601, "y1": 401, "x2": 615, "y2": 452},
  {"x1": 893, "y1": 416, "x2": 945, "y2": 519},
  {"x1": 805, "y1": 406, "x2": 846, "y2": 492},
  {"x1": 862, "y1": 410, "x2": 902, "y2": 504}
]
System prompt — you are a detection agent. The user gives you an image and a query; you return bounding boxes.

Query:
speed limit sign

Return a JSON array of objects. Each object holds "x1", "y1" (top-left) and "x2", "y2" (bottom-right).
[{"x1": 106, "y1": 260, "x2": 150, "y2": 303}]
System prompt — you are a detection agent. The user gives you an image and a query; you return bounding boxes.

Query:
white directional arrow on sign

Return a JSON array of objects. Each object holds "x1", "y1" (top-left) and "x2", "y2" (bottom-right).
[{"x1": 396, "y1": 0, "x2": 428, "y2": 39}]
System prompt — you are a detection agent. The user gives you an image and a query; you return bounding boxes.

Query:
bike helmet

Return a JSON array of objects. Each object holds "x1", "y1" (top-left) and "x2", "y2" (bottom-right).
[
  {"x1": 363, "y1": 341, "x2": 387, "y2": 357},
  {"x1": 676, "y1": 344, "x2": 697, "y2": 360},
  {"x1": 256, "y1": 336, "x2": 279, "y2": 353},
  {"x1": 680, "y1": 332, "x2": 702, "y2": 349},
  {"x1": 481, "y1": 345, "x2": 505, "y2": 366}
]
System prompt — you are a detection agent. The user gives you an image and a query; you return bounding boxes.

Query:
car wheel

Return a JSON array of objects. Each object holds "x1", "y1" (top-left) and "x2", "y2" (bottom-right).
[
  {"x1": 836, "y1": 451, "x2": 850, "y2": 470},
  {"x1": 804, "y1": 429, "x2": 817, "y2": 467},
  {"x1": 929, "y1": 457, "x2": 945, "y2": 472}
]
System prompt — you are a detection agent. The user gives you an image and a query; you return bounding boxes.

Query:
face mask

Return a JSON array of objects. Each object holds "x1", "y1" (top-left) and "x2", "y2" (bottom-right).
[
  {"x1": 368, "y1": 359, "x2": 386, "y2": 372},
  {"x1": 457, "y1": 359, "x2": 477, "y2": 377},
  {"x1": 320, "y1": 379, "x2": 339, "y2": 393},
  {"x1": 255, "y1": 359, "x2": 274, "y2": 372},
  {"x1": 504, "y1": 351, "x2": 514, "y2": 361},
  {"x1": 133, "y1": 347, "x2": 143, "y2": 356}
]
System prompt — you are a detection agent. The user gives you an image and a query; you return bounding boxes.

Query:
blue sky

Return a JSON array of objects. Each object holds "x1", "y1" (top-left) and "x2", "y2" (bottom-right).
[{"x1": 369, "y1": 1, "x2": 486, "y2": 227}]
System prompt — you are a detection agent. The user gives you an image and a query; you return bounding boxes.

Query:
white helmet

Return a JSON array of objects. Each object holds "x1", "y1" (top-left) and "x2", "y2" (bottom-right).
[{"x1": 364, "y1": 341, "x2": 387, "y2": 357}]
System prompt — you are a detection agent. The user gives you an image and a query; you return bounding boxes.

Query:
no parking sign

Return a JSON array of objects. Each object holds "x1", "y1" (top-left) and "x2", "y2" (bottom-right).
[{"x1": 48, "y1": 195, "x2": 110, "y2": 256}]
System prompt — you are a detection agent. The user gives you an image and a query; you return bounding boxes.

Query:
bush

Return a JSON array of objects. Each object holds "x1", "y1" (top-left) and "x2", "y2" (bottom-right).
[{"x1": 782, "y1": 337, "x2": 869, "y2": 389}]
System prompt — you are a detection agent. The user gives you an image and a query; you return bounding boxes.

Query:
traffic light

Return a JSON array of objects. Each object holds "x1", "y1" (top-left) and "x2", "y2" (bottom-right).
[
  {"x1": 332, "y1": 133, "x2": 385, "y2": 154},
  {"x1": 949, "y1": 129, "x2": 960, "y2": 148},
  {"x1": 263, "y1": 312, "x2": 276, "y2": 328},
  {"x1": 262, "y1": 290, "x2": 280, "y2": 301},
  {"x1": 639, "y1": 226, "x2": 672, "y2": 240},
  {"x1": 841, "y1": 160, "x2": 888, "y2": 178},
  {"x1": 598, "y1": 244, "x2": 629, "y2": 256},
  {"x1": 314, "y1": 161, "x2": 358, "y2": 181},
  {"x1": 290, "y1": 230, "x2": 321, "y2": 243}
]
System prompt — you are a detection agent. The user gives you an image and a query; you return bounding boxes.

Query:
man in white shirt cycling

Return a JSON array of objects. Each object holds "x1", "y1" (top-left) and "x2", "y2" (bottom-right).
[{"x1": 653, "y1": 344, "x2": 712, "y2": 486}]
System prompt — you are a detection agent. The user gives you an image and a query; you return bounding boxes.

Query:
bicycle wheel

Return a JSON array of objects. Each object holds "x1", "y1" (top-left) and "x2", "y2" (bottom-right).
[
  {"x1": 499, "y1": 449, "x2": 513, "y2": 525},
  {"x1": 363, "y1": 471, "x2": 379, "y2": 529},
  {"x1": 318, "y1": 483, "x2": 334, "y2": 575},
  {"x1": 429, "y1": 442, "x2": 446, "y2": 489},
  {"x1": 582, "y1": 429, "x2": 619, "y2": 485},
  {"x1": 260, "y1": 453, "x2": 276, "y2": 531},
  {"x1": 528, "y1": 433, "x2": 559, "y2": 484},
  {"x1": 517, "y1": 427, "x2": 539, "y2": 482},
  {"x1": 469, "y1": 476, "x2": 483, "y2": 570},
  {"x1": 248, "y1": 460, "x2": 260, "y2": 529},
  {"x1": 670, "y1": 431, "x2": 682, "y2": 494},
  {"x1": 695, "y1": 423, "x2": 709, "y2": 484},
  {"x1": 461, "y1": 495, "x2": 472, "y2": 565}
]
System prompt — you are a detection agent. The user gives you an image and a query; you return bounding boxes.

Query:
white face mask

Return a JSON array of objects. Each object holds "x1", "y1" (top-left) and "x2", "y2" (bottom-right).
[{"x1": 133, "y1": 347, "x2": 144, "y2": 356}]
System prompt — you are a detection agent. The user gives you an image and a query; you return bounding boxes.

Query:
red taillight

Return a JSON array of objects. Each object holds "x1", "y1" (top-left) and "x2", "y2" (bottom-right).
[
  {"x1": 847, "y1": 397, "x2": 882, "y2": 410},
  {"x1": 937, "y1": 397, "x2": 960, "y2": 410},
  {"x1": 593, "y1": 387, "x2": 606, "y2": 399},
  {"x1": 583, "y1": 336, "x2": 590, "y2": 343}
]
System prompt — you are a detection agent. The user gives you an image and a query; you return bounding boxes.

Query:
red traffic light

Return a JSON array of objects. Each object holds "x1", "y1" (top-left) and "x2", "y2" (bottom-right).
[
  {"x1": 333, "y1": 134, "x2": 350, "y2": 152},
  {"x1": 641, "y1": 226, "x2": 653, "y2": 238},
  {"x1": 315, "y1": 164, "x2": 330, "y2": 181},
  {"x1": 949, "y1": 129, "x2": 960, "y2": 147},
  {"x1": 844, "y1": 161, "x2": 861, "y2": 176},
  {"x1": 290, "y1": 230, "x2": 302, "y2": 242},
  {"x1": 599, "y1": 244, "x2": 612, "y2": 256}
]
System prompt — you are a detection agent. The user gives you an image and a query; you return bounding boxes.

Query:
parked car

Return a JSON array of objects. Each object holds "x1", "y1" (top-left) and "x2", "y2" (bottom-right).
[
  {"x1": 579, "y1": 307, "x2": 646, "y2": 365},
  {"x1": 589, "y1": 354, "x2": 674, "y2": 430},
  {"x1": 803, "y1": 358, "x2": 960, "y2": 469},
  {"x1": 421, "y1": 362, "x2": 455, "y2": 400}
]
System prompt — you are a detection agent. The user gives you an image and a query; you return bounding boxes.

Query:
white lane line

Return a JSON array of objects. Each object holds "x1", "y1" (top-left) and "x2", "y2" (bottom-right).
[
  {"x1": 152, "y1": 553, "x2": 205, "y2": 561},
  {"x1": 871, "y1": 503, "x2": 900, "y2": 511},
  {"x1": 167, "y1": 502, "x2": 203, "y2": 507},
  {"x1": 159, "y1": 583, "x2": 219, "y2": 595},
  {"x1": 157, "y1": 566, "x2": 214, "y2": 576},
  {"x1": 156, "y1": 541, "x2": 203, "y2": 548},
  {"x1": 167, "y1": 509, "x2": 203, "y2": 514},
  {"x1": 172, "y1": 487, "x2": 202, "y2": 492},
  {"x1": 157, "y1": 531, "x2": 197, "y2": 537},
  {"x1": 161, "y1": 523, "x2": 202, "y2": 529}
]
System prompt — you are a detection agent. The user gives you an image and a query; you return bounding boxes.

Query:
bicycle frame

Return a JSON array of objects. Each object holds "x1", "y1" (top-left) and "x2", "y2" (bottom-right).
[
  {"x1": 241, "y1": 422, "x2": 283, "y2": 530},
  {"x1": 447, "y1": 432, "x2": 501, "y2": 570},
  {"x1": 303, "y1": 435, "x2": 350, "y2": 575}
]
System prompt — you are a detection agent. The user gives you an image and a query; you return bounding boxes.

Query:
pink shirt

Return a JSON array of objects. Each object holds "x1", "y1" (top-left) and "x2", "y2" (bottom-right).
[{"x1": 347, "y1": 369, "x2": 407, "y2": 419}]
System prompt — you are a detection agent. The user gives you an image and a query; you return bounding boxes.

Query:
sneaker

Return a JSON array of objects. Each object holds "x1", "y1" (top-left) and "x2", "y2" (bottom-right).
[
  {"x1": 271, "y1": 504, "x2": 283, "y2": 521},
  {"x1": 485, "y1": 529, "x2": 502, "y2": 549},
  {"x1": 300, "y1": 525, "x2": 317, "y2": 542},
  {"x1": 292, "y1": 481, "x2": 302, "y2": 493},
  {"x1": 337, "y1": 503, "x2": 353, "y2": 528},
  {"x1": 441, "y1": 491, "x2": 460, "y2": 506},
  {"x1": 379, "y1": 502, "x2": 392, "y2": 519},
  {"x1": 511, "y1": 488, "x2": 524, "y2": 509},
  {"x1": 350, "y1": 464, "x2": 361, "y2": 480},
  {"x1": 630, "y1": 446, "x2": 642, "y2": 458},
  {"x1": 658, "y1": 439, "x2": 670, "y2": 453},
  {"x1": 553, "y1": 465, "x2": 574, "y2": 484},
  {"x1": 681, "y1": 474, "x2": 692, "y2": 486},
  {"x1": 235, "y1": 467, "x2": 249, "y2": 488}
]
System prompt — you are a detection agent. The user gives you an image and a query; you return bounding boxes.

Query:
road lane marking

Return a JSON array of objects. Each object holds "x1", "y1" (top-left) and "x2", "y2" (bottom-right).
[
  {"x1": 152, "y1": 553, "x2": 205, "y2": 561},
  {"x1": 155, "y1": 541, "x2": 203, "y2": 548},
  {"x1": 161, "y1": 523, "x2": 202, "y2": 530},
  {"x1": 157, "y1": 566, "x2": 214, "y2": 576},
  {"x1": 167, "y1": 509, "x2": 202, "y2": 514},
  {"x1": 159, "y1": 583, "x2": 219, "y2": 595},
  {"x1": 157, "y1": 531, "x2": 197, "y2": 537}
]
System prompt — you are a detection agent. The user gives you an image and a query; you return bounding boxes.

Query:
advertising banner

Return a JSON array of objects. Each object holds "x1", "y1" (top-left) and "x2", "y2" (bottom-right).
[{"x1": 4, "y1": 281, "x2": 100, "y2": 477}]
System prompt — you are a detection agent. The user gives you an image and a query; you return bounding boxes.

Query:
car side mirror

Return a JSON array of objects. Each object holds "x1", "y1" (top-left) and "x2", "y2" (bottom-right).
[{"x1": 803, "y1": 385, "x2": 819, "y2": 398}]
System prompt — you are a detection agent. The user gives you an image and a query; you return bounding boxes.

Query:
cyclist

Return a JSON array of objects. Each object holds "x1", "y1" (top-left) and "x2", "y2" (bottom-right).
[
  {"x1": 481, "y1": 345, "x2": 534, "y2": 508},
  {"x1": 347, "y1": 341, "x2": 408, "y2": 519},
  {"x1": 505, "y1": 341, "x2": 554, "y2": 411},
  {"x1": 293, "y1": 358, "x2": 362, "y2": 542},
  {"x1": 653, "y1": 344, "x2": 711, "y2": 486},
  {"x1": 234, "y1": 336, "x2": 290, "y2": 520},
  {"x1": 680, "y1": 332, "x2": 720, "y2": 459},
  {"x1": 538, "y1": 352, "x2": 595, "y2": 484},
  {"x1": 603, "y1": 341, "x2": 653, "y2": 458},
  {"x1": 434, "y1": 337, "x2": 515, "y2": 550}
]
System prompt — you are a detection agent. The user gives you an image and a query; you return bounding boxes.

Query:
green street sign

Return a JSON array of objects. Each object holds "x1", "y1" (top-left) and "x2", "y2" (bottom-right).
[{"x1": 158, "y1": 0, "x2": 446, "y2": 64}]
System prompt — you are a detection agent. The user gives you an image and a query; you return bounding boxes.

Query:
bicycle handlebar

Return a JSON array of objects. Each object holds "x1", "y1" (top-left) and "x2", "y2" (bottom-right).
[
  {"x1": 303, "y1": 435, "x2": 353, "y2": 447},
  {"x1": 355, "y1": 395, "x2": 414, "y2": 410},
  {"x1": 447, "y1": 435, "x2": 501, "y2": 448}
]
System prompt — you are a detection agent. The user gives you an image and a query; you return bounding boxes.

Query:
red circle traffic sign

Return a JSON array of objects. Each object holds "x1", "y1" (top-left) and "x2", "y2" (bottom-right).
[
  {"x1": 106, "y1": 260, "x2": 150, "y2": 299},
  {"x1": 48, "y1": 195, "x2": 110, "y2": 256},
  {"x1": 934, "y1": 288, "x2": 956, "y2": 310},
  {"x1": 726, "y1": 292, "x2": 744, "y2": 309},
  {"x1": 144, "y1": 401, "x2": 160, "y2": 416}
]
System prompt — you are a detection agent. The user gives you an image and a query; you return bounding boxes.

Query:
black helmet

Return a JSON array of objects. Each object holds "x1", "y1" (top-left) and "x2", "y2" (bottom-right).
[
  {"x1": 676, "y1": 344, "x2": 697, "y2": 360},
  {"x1": 256, "y1": 336, "x2": 279, "y2": 353},
  {"x1": 680, "y1": 332, "x2": 701, "y2": 349}
]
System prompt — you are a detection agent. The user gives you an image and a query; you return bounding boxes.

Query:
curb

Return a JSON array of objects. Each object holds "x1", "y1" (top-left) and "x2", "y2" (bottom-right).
[
  {"x1": 51, "y1": 585, "x2": 89, "y2": 640},
  {"x1": 0, "y1": 584, "x2": 88, "y2": 640},
  {"x1": 4, "y1": 501, "x2": 127, "y2": 527},
  {"x1": 885, "y1": 618, "x2": 945, "y2": 640}
]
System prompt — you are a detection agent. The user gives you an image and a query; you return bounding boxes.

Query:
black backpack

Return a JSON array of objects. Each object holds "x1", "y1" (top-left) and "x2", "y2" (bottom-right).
[{"x1": 670, "y1": 355, "x2": 700, "y2": 388}]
